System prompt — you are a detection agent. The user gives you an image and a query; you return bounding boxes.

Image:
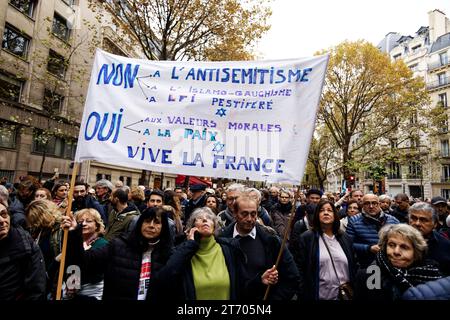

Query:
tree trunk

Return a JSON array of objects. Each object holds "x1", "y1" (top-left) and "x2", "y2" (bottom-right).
[
  {"x1": 139, "y1": 170, "x2": 151, "y2": 187},
  {"x1": 38, "y1": 148, "x2": 47, "y2": 183}
]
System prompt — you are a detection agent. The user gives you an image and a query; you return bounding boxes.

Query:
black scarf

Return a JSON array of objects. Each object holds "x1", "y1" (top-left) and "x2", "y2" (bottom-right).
[
  {"x1": 277, "y1": 202, "x2": 293, "y2": 214},
  {"x1": 376, "y1": 250, "x2": 442, "y2": 293}
]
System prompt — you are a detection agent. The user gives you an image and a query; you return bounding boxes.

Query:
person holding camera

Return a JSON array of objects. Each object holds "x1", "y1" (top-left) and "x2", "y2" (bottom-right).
[{"x1": 294, "y1": 199, "x2": 357, "y2": 300}]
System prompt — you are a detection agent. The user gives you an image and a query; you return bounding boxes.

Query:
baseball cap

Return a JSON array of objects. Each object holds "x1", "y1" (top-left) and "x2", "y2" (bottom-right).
[{"x1": 431, "y1": 196, "x2": 447, "y2": 205}]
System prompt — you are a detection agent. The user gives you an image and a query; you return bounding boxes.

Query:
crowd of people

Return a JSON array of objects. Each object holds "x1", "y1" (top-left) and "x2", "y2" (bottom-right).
[{"x1": 1, "y1": 175, "x2": 449, "y2": 301}]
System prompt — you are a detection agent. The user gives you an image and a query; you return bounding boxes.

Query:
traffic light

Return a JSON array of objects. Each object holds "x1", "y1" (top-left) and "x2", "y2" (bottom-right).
[{"x1": 349, "y1": 175, "x2": 355, "y2": 186}]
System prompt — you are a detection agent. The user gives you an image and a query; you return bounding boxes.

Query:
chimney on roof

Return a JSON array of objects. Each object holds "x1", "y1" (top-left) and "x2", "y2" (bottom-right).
[{"x1": 428, "y1": 9, "x2": 450, "y2": 43}]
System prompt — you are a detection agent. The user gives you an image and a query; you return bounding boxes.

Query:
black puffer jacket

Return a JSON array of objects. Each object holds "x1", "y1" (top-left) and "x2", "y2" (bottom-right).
[
  {"x1": 0, "y1": 225, "x2": 46, "y2": 300},
  {"x1": 66, "y1": 209, "x2": 173, "y2": 300}
]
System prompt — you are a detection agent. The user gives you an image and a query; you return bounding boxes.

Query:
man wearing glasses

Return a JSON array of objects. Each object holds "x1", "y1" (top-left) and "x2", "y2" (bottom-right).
[{"x1": 346, "y1": 194, "x2": 399, "y2": 268}]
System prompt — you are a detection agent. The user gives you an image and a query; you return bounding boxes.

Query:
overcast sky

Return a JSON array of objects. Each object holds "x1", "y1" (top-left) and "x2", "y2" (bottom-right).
[{"x1": 257, "y1": 0, "x2": 450, "y2": 59}]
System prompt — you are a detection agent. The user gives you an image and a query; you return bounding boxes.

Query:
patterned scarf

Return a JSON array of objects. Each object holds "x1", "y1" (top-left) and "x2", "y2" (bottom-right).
[{"x1": 376, "y1": 250, "x2": 442, "y2": 293}]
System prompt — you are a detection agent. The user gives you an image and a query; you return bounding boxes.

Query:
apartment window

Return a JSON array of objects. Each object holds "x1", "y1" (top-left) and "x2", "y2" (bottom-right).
[
  {"x1": 0, "y1": 71, "x2": 23, "y2": 102},
  {"x1": 409, "y1": 63, "x2": 418, "y2": 71},
  {"x1": 409, "y1": 136, "x2": 420, "y2": 148},
  {"x1": 390, "y1": 139, "x2": 398, "y2": 149},
  {"x1": 0, "y1": 123, "x2": 17, "y2": 149},
  {"x1": 439, "y1": 93, "x2": 448, "y2": 108},
  {"x1": 62, "y1": 0, "x2": 75, "y2": 6},
  {"x1": 102, "y1": 38, "x2": 127, "y2": 56},
  {"x1": 441, "y1": 140, "x2": 450, "y2": 157},
  {"x1": 96, "y1": 173, "x2": 111, "y2": 181},
  {"x1": 43, "y1": 89, "x2": 64, "y2": 114},
  {"x1": 411, "y1": 44, "x2": 421, "y2": 53},
  {"x1": 47, "y1": 50, "x2": 66, "y2": 78},
  {"x1": 441, "y1": 189, "x2": 450, "y2": 200},
  {"x1": 388, "y1": 162, "x2": 401, "y2": 179},
  {"x1": 440, "y1": 52, "x2": 449, "y2": 66},
  {"x1": 0, "y1": 170, "x2": 14, "y2": 182},
  {"x1": 32, "y1": 129, "x2": 76, "y2": 159},
  {"x1": 409, "y1": 112, "x2": 418, "y2": 124},
  {"x1": 52, "y1": 13, "x2": 70, "y2": 41},
  {"x1": 63, "y1": 140, "x2": 77, "y2": 159},
  {"x1": 438, "y1": 72, "x2": 446, "y2": 85},
  {"x1": 440, "y1": 115, "x2": 449, "y2": 133},
  {"x1": 442, "y1": 165, "x2": 450, "y2": 182},
  {"x1": 119, "y1": 175, "x2": 132, "y2": 186},
  {"x1": 9, "y1": 0, "x2": 36, "y2": 17},
  {"x1": 393, "y1": 53, "x2": 401, "y2": 60},
  {"x1": 2, "y1": 24, "x2": 30, "y2": 59},
  {"x1": 408, "y1": 161, "x2": 422, "y2": 179}
]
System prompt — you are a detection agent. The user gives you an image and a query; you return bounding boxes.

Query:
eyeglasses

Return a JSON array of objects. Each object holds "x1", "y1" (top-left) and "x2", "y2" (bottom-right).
[{"x1": 363, "y1": 201, "x2": 379, "y2": 206}]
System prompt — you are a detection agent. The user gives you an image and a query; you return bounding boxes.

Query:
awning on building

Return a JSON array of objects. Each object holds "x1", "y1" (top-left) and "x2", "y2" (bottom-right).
[{"x1": 175, "y1": 175, "x2": 212, "y2": 187}]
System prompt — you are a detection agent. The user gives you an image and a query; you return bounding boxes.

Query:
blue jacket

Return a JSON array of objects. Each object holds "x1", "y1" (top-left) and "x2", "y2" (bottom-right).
[
  {"x1": 345, "y1": 212, "x2": 399, "y2": 267},
  {"x1": 426, "y1": 231, "x2": 450, "y2": 276},
  {"x1": 402, "y1": 276, "x2": 450, "y2": 300}
]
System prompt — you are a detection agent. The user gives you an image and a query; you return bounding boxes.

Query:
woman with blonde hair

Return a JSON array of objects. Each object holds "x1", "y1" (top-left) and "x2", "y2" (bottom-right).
[
  {"x1": 355, "y1": 223, "x2": 442, "y2": 300},
  {"x1": 25, "y1": 199, "x2": 63, "y2": 298},
  {"x1": 130, "y1": 186, "x2": 147, "y2": 213},
  {"x1": 68, "y1": 208, "x2": 108, "y2": 300}
]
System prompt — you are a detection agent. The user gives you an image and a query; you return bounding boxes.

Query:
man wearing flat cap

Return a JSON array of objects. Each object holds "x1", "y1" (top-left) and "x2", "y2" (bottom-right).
[
  {"x1": 293, "y1": 189, "x2": 322, "y2": 223},
  {"x1": 184, "y1": 184, "x2": 207, "y2": 223},
  {"x1": 431, "y1": 196, "x2": 450, "y2": 231}
]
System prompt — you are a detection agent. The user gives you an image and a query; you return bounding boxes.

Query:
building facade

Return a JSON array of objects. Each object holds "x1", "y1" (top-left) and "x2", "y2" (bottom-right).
[
  {"x1": 0, "y1": 0, "x2": 176, "y2": 188},
  {"x1": 369, "y1": 9, "x2": 450, "y2": 199}
]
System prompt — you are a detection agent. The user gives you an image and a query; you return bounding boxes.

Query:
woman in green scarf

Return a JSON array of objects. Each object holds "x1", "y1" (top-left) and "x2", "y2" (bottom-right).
[{"x1": 153, "y1": 207, "x2": 278, "y2": 300}]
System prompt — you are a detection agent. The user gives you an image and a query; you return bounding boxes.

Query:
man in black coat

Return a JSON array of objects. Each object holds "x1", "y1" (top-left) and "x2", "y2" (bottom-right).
[
  {"x1": 0, "y1": 200, "x2": 46, "y2": 300},
  {"x1": 184, "y1": 184, "x2": 207, "y2": 223},
  {"x1": 218, "y1": 195, "x2": 299, "y2": 300},
  {"x1": 72, "y1": 181, "x2": 107, "y2": 224}
]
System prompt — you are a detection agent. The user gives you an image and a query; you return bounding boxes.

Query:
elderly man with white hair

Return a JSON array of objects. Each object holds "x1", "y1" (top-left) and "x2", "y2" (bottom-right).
[
  {"x1": 0, "y1": 185, "x2": 8, "y2": 207},
  {"x1": 217, "y1": 183, "x2": 245, "y2": 229}
]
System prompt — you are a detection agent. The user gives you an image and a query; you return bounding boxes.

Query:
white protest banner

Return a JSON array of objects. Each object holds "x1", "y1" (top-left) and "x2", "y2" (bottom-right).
[{"x1": 74, "y1": 49, "x2": 328, "y2": 184}]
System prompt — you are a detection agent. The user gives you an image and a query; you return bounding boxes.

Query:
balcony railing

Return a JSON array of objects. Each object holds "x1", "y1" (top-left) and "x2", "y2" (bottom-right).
[
  {"x1": 441, "y1": 177, "x2": 450, "y2": 183},
  {"x1": 427, "y1": 76, "x2": 450, "y2": 90},
  {"x1": 428, "y1": 60, "x2": 450, "y2": 72}
]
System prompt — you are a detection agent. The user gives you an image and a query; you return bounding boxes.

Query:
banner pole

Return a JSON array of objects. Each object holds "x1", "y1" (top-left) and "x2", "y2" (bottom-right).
[
  {"x1": 263, "y1": 185, "x2": 300, "y2": 300},
  {"x1": 55, "y1": 162, "x2": 80, "y2": 300}
]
